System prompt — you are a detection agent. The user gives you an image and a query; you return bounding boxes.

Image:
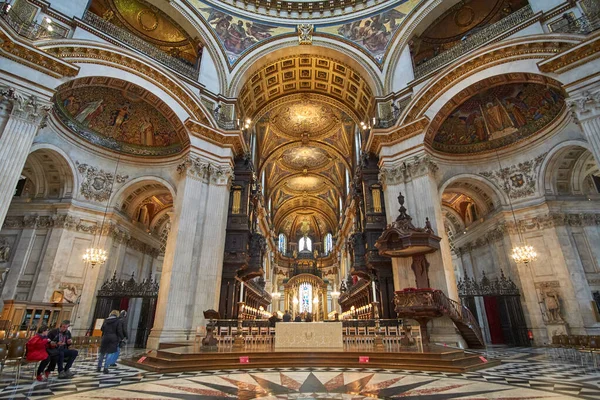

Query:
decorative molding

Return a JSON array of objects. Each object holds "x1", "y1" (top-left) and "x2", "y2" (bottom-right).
[
  {"x1": 298, "y1": 24, "x2": 313, "y2": 45},
  {"x1": 378, "y1": 155, "x2": 438, "y2": 186},
  {"x1": 185, "y1": 119, "x2": 244, "y2": 155},
  {"x1": 76, "y1": 162, "x2": 128, "y2": 202},
  {"x1": 456, "y1": 212, "x2": 600, "y2": 254},
  {"x1": 479, "y1": 153, "x2": 546, "y2": 199},
  {"x1": 1, "y1": 214, "x2": 162, "y2": 257},
  {"x1": 369, "y1": 117, "x2": 429, "y2": 153},
  {"x1": 539, "y1": 33, "x2": 600, "y2": 73}
]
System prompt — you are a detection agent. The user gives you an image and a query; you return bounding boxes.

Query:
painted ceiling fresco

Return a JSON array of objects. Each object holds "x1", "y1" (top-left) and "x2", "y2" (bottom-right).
[
  {"x1": 187, "y1": 0, "x2": 420, "y2": 66},
  {"x1": 319, "y1": 0, "x2": 419, "y2": 64},
  {"x1": 432, "y1": 82, "x2": 565, "y2": 154},
  {"x1": 190, "y1": 0, "x2": 294, "y2": 65},
  {"x1": 55, "y1": 78, "x2": 186, "y2": 157}
]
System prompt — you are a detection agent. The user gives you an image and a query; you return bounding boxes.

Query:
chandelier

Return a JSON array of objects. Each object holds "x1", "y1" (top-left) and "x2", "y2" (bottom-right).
[
  {"x1": 83, "y1": 154, "x2": 122, "y2": 267},
  {"x1": 83, "y1": 248, "x2": 107, "y2": 267},
  {"x1": 511, "y1": 245, "x2": 537, "y2": 264}
]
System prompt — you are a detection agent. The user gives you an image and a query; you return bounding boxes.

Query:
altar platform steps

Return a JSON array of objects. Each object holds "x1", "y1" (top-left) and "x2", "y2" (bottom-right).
[{"x1": 123, "y1": 343, "x2": 497, "y2": 373}]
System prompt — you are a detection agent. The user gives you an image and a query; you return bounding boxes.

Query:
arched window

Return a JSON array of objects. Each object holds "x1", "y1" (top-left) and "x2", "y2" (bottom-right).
[
  {"x1": 324, "y1": 233, "x2": 333, "y2": 255},
  {"x1": 299, "y1": 236, "x2": 312, "y2": 252},
  {"x1": 278, "y1": 233, "x2": 287, "y2": 254}
]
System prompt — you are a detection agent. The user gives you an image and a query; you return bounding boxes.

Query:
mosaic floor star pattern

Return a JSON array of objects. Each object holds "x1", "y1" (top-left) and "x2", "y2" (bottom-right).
[{"x1": 0, "y1": 347, "x2": 599, "y2": 399}]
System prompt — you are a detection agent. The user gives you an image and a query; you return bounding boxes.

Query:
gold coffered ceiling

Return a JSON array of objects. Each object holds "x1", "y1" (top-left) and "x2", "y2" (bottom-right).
[{"x1": 239, "y1": 54, "x2": 374, "y2": 123}]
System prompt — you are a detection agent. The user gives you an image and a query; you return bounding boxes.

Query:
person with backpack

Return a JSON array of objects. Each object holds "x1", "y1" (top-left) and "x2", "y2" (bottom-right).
[
  {"x1": 26, "y1": 325, "x2": 56, "y2": 381},
  {"x1": 97, "y1": 310, "x2": 125, "y2": 374}
]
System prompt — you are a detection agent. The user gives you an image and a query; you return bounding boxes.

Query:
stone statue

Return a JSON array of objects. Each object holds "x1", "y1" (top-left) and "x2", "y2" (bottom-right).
[
  {"x1": 542, "y1": 290, "x2": 563, "y2": 323},
  {"x1": 0, "y1": 238, "x2": 10, "y2": 263},
  {"x1": 62, "y1": 285, "x2": 79, "y2": 303}
]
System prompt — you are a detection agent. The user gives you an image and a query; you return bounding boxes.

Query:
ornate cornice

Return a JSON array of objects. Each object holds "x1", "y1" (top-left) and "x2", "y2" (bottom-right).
[
  {"x1": 0, "y1": 87, "x2": 51, "y2": 127},
  {"x1": 1, "y1": 214, "x2": 161, "y2": 257},
  {"x1": 538, "y1": 32, "x2": 600, "y2": 73},
  {"x1": 378, "y1": 155, "x2": 438, "y2": 186},
  {"x1": 185, "y1": 119, "x2": 244, "y2": 155},
  {"x1": 456, "y1": 212, "x2": 600, "y2": 255},
  {"x1": 368, "y1": 117, "x2": 429, "y2": 153},
  {"x1": 0, "y1": 24, "x2": 79, "y2": 78}
]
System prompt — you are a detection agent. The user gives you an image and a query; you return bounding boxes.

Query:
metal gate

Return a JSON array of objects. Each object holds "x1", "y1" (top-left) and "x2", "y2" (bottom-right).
[
  {"x1": 458, "y1": 270, "x2": 529, "y2": 346},
  {"x1": 91, "y1": 272, "x2": 159, "y2": 348}
]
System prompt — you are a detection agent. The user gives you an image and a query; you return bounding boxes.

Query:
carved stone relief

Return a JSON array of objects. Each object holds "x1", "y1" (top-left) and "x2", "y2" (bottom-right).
[
  {"x1": 0, "y1": 237, "x2": 11, "y2": 263},
  {"x1": 479, "y1": 153, "x2": 546, "y2": 199},
  {"x1": 379, "y1": 155, "x2": 439, "y2": 186},
  {"x1": 535, "y1": 281, "x2": 564, "y2": 324},
  {"x1": 76, "y1": 162, "x2": 128, "y2": 202}
]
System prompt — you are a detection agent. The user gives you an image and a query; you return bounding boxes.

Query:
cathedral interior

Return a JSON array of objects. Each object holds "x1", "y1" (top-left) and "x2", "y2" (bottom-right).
[{"x1": 0, "y1": 0, "x2": 600, "y2": 398}]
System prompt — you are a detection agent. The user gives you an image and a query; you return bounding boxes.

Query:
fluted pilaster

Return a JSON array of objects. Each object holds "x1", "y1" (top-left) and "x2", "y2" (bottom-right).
[
  {"x1": 0, "y1": 88, "x2": 50, "y2": 227},
  {"x1": 567, "y1": 90, "x2": 600, "y2": 165}
]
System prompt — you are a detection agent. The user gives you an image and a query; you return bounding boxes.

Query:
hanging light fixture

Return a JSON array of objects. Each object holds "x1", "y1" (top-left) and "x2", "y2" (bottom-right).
[
  {"x1": 495, "y1": 151, "x2": 537, "y2": 264},
  {"x1": 83, "y1": 154, "x2": 122, "y2": 267}
]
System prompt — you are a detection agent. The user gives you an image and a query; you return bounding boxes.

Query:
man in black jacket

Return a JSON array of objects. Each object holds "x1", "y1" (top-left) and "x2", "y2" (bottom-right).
[
  {"x1": 47, "y1": 320, "x2": 78, "y2": 379},
  {"x1": 108, "y1": 310, "x2": 128, "y2": 367}
]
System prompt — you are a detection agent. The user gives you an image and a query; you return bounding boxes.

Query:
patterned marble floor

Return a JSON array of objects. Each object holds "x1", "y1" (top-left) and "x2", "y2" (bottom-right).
[{"x1": 0, "y1": 346, "x2": 598, "y2": 399}]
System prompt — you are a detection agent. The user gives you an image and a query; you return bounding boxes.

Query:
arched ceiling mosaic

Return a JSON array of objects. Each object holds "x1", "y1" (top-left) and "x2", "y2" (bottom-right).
[
  {"x1": 428, "y1": 74, "x2": 566, "y2": 154},
  {"x1": 55, "y1": 77, "x2": 189, "y2": 157},
  {"x1": 89, "y1": 0, "x2": 201, "y2": 65},
  {"x1": 256, "y1": 94, "x2": 355, "y2": 240},
  {"x1": 185, "y1": 0, "x2": 419, "y2": 67},
  {"x1": 238, "y1": 55, "x2": 374, "y2": 121}
]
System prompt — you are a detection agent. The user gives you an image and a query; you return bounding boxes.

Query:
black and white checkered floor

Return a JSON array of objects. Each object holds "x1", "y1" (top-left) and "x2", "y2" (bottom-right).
[{"x1": 0, "y1": 346, "x2": 598, "y2": 399}]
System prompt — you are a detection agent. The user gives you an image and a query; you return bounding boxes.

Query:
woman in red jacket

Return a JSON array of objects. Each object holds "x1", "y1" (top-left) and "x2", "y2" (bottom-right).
[{"x1": 26, "y1": 325, "x2": 56, "y2": 381}]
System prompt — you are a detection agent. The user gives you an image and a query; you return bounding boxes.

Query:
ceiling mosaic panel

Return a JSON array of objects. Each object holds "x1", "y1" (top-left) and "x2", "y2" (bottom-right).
[
  {"x1": 271, "y1": 102, "x2": 340, "y2": 138},
  {"x1": 319, "y1": 0, "x2": 418, "y2": 64},
  {"x1": 55, "y1": 78, "x2": 187, "y2": 157},
  {"x1": 190, "y1": 0, "x2": 294, "y2": 65},
  {"x1": 431, "y1": 78, "x2": 565, "y2": 154},
  {"x1": 280, "y1": 146, "x2": 331, "y2": 170}
]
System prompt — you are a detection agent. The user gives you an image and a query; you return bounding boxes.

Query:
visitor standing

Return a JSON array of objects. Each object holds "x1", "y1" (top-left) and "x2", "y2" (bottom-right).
[
  {"x1": 97, "y1": 310, "x2": 125, "y2": 374},
  {"x1": 108, "y1": 310, "x2": 128, "y2": 367}
]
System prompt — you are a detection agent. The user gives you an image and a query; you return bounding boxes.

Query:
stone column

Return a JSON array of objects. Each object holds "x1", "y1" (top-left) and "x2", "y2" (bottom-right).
[
  {"x1": 379, "y1": 151, "x2": 465, "y2": 346},
  {"x1": 147, "y1": 155, "x2": 232, "y2": 348},
  {"x1": 567, "y1": 90, "x2": 600, "y2": 166},
  {"x1": 0, "y1": 89, "x2": 50, "y2": 228}
]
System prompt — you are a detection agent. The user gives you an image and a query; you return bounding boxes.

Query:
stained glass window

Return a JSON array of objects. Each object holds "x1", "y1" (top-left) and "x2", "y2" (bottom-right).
[
  {"x1": 300, "y1": 282, "x2": 312, "y2": 313},
  {"x1": 278, "y1": 233, "x2": 287, "y2": 254},
  {"x1": 324, "y1": 233, "x2": 333, "y2": 255}
]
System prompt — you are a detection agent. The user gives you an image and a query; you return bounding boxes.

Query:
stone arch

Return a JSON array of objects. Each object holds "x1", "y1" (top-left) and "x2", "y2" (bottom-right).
[
  {"x1": 542, "y1": 141, "x2": 599, "y2": 196},
  {"x1": 19, "y1": 146, "x2": 76, "y2": 200}
]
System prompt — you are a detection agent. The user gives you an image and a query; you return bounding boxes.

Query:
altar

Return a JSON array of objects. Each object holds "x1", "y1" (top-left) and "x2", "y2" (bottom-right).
[{"x1": 275, "y1": 322, "x2": 343, "y2": 349}]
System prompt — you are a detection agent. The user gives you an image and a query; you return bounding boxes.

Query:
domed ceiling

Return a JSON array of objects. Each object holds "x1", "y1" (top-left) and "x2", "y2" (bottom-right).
[
  {"x1": 280, "y1": 147, "x2": 331, "y2": 171},
  {"x1": 429, "y1": 75, "x2": 566, "y2": 154},
  {"x1": 55, "y1": 77, "x2": 188, "y2": 157},
  {"x1": 271, "y1": 103, "x2": 340, "y2": 138}
]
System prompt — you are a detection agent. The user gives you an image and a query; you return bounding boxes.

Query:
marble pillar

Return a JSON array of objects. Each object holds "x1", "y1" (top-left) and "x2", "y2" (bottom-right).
[
  {"x1": 567, "y1": 90, "x2": 600, "y2": 166},
  {"x1": 380, "y1": 151, "x2": 465, "y2": 346},
  {"x1": 0, "y1": 89, "x2": 50, "y2": 229},
  {"x1": 147, "y1": 155, "x2": 232, "y2": 348}
]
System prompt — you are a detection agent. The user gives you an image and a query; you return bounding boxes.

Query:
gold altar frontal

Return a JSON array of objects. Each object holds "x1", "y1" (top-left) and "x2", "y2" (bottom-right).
[
  {"x1": 275, "y1": 322, "x2": 343, "y2": 348},
  {"x1": 123, "y1": 342, "x2": 497, "y2": 373}
]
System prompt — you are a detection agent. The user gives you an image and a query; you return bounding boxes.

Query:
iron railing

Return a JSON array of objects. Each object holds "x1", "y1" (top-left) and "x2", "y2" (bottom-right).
[
  {"x1": 431, "y1": 290, "x2": 484, "y2": 346},
  {"x1": 82, "y1": 11, "x2": 198, "y2": 80},
  {"x1": 0, "y1": 3, "x2": 68, "y2": 40},
  {"x1": 414, "y1": 5, "x2": 534, "y2": 78},
  {"x1": 551, "y1": 11, "x2": 600, "y2": 34}
]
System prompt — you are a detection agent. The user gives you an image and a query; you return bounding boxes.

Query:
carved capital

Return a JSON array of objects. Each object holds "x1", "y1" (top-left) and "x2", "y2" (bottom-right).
[
  {"x1": 566, "y1": 90, "x2": 600, "y2": 123},
  {"x1": 379, "y1": 155, "x2": 438, "y2": 186},
  {"x1": 209, "y1": 164, "x2": 234, "y2": 186},
  {"x1": 177, "y1": 155, "x2": 210, "y2": 182},
  {"x1": 0, "y1": 87, "x2": 51, "y2": 127}
]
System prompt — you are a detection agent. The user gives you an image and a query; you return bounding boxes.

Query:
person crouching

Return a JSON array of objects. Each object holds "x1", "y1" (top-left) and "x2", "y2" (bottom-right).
[{"x1": 26, "y1": 325, "x2": 57, "y2": 381}]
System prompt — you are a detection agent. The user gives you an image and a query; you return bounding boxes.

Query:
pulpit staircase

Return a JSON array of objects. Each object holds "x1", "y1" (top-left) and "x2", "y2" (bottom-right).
[{"x1": 432, "y1": 290, "x2": 485, "y2": 349}]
